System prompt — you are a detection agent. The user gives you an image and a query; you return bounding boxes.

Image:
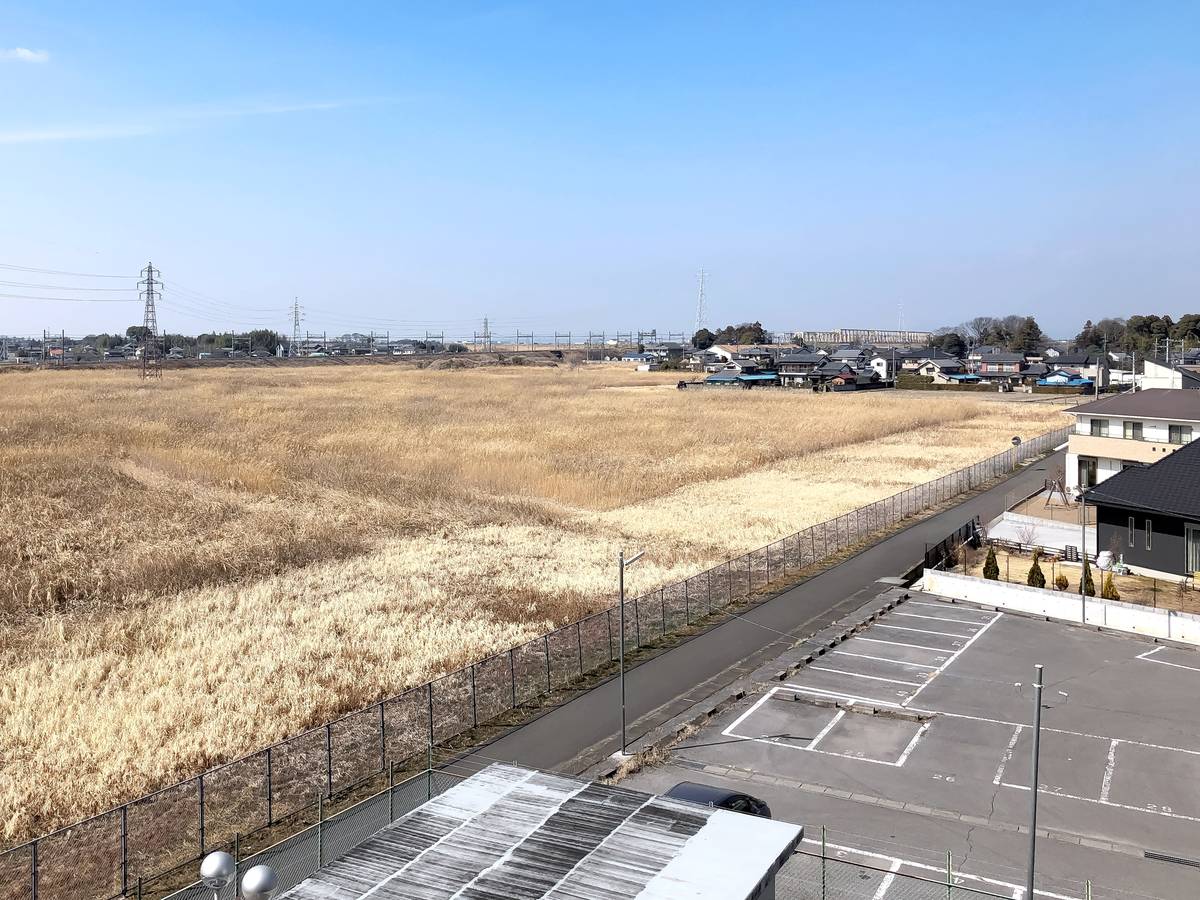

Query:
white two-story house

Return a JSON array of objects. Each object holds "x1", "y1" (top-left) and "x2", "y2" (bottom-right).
[{"x1": 1064, "y1": 389, "x2": 1200, "y2": 492}]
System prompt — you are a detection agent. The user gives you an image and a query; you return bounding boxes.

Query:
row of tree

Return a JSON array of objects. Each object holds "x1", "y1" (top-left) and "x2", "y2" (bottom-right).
[
  {"x1": 691, "y1": 322, "x2": 769, "y2": 349},
  {"x1": 1073, "y1": 315, "x2": 1200, "y2": 355},
  {"x1": 935, "y1": 315, "x2": 1048, "y2": 355}
]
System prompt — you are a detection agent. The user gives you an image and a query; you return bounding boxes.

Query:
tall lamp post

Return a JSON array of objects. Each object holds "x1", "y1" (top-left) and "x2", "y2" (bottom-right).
[
  {"x1": 618, "y1": 549, "x2": 646, "y2": 755},
  {"x1": 200, "y1": 851, "x2": 280, "y2": 900},
  {"x1": 1025, "y1": 664, "x2": 1045, "y2": 900}
]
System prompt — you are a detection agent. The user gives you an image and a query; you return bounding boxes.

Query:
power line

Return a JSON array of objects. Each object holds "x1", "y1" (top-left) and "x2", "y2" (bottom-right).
[
  {"x1": 0, "y1": 291, "x2": 141, "y2": 302},
  {"x1": 0, "y1": 280, "x2": 137, "y2": 292},
  {"x1": 0, "y1": 262, "x2": 133, "y2": 278}
]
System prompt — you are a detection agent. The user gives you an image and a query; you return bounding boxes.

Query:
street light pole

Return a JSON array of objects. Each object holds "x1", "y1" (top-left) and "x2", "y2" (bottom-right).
[
  {"x1": 1025, "y1": 664, "x2": 1045, "y2": 900},
  {"x1": 618, "y1": 549, "x2": 645, "y2": 755}
]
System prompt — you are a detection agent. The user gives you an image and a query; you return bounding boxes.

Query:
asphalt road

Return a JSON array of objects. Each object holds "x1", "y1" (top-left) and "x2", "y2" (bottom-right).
[{"x1": 450, "y1": 449, "x2": 1064, "y2": 777}]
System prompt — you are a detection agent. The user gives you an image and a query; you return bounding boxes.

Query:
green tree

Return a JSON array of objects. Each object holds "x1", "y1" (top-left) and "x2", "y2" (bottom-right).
[
  {"x1": 983, "y1": 545, "x2": 1000, "y2": 580},
  {"x1": 934, "y1": 331, "x2": 967, "y2": 357},
  {"x1": 1014, "y1": 317, "x2": 1045, "y2": 354},
  {"x1": 125, "y1": 325, "x2": 151, "y2": 342},
  {"x1": 1027, "y1": 550, "x2": 1046, "y2": 588},
  {"x1": 1081, "y1": 557, "x2": 1096, "y2": 596},
  {"x1": 692, "y1": 328, "x2": 715, "y2": 349}
]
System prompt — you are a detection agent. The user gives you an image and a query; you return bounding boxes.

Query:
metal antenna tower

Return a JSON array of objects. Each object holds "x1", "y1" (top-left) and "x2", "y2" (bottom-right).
[
  {"x1": 695, "y1": 268, "x2": 707, "y2": 335},
  {"x1": 291, "y1": 297, "x2": 303, "y2": 358},
  {"x1": 138, "y1": 262, "x2": 162, "y2": 379}
]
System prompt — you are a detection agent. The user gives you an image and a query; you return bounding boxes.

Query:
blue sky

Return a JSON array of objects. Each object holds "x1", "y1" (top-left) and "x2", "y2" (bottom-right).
[{"x1": 3, "y1": 2, "x2": 1199, "y2": 339}]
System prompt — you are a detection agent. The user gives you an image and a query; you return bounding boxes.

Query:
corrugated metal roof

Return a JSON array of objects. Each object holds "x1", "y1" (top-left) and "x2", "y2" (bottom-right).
[{"x1": 281, "y1": 764, "x2": 802, "y2": 900}]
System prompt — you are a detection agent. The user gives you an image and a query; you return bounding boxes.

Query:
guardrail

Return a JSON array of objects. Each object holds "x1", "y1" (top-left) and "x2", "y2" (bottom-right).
[{"x1": 0, "y1": 425, "x2": 1070, "y2": 900}]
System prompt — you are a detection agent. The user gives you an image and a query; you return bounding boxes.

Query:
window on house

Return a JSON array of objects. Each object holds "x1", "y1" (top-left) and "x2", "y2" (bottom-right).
[
  {"x1": 1123, "y1": 421, "x2": 1143, "y2": 440},
  {"x1": 1091, "y1": 419, "x2": 1108, "y2": 437},
  {"x1": 1169, "y1": 425, "x2": 1193, "y2": 444},
  {"x1": 1129, "y1": 516, "x2": 1135, "y2": 547},
  {"x1": 1146, "y1": 519, "x2": 1153, "y2": 551}
]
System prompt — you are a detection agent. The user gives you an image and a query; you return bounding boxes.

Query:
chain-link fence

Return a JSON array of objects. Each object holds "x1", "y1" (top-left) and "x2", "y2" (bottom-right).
[{"x1": 0, "y1": 427, "x2": 1070, "y2": 900}]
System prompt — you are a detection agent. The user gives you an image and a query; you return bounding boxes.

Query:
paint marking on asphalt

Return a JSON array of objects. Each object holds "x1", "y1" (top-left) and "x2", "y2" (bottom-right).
[
  {"x1": 1101, "y1": 739, "x2": 1119, "y2": 802},
  {"x1": 891, "y1": 611, "x2": 981, "y2": 627},
  {"x1": 1135, "y1": 647, "x2": 1200, "y2": 673},
  {"x1": 873, "y1": 623, "x2": 972, "y2": 639},
  {"x1": 853, "y1": 636, "x2": 951, "y2": 656},
  {"x1": 807, "y1": 709, "x2": 846, "y2": 750},
  {"x1": 807, "y1": 665, "x2": 924, "y2": 687},
  {"x1": 999, "y1": 781, "x2": 1200, "y2": 824},
  {"x1": 993, "y1": 725, "x2": 1023, "y2": 786},
  {"x1": 900, "y1": 611, "x2": 1003, "y2": 707},
  {"x1": 797, "y1": 838, "x2": 1077, "y2": 900},
  {"x1": 830, "y1": 650, "x2": 938, "y2": 669},
  {"x1": 872, "y1": 858, "x2": 901, "y2": 899}
]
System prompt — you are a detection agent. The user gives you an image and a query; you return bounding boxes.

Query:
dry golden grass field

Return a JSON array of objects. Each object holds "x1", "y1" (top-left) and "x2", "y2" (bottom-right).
[{"x1": 0, "y1": 361, "x2": 1071, "y2": 844}]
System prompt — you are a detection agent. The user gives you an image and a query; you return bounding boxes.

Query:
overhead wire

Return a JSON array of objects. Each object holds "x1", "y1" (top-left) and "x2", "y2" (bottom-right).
[{"x1": 0, "y1": 262, "x2": 134, "y2": 279}]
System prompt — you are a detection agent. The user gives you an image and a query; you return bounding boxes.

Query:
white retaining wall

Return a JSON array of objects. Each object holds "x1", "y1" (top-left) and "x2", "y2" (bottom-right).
[{"x1": 922, "y1": 568, "x2": 1200, "y2": 645}]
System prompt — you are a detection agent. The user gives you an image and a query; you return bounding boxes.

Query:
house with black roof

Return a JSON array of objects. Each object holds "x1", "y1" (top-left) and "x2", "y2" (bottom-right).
[{"x1": 1083, "y1": 437, "x2": 1200, "y2": 580}]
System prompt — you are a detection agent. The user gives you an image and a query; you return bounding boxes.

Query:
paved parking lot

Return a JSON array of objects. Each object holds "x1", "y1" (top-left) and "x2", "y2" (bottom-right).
[{"x1": 625, "y1": 595, "x2": 1200, "y2": 899}]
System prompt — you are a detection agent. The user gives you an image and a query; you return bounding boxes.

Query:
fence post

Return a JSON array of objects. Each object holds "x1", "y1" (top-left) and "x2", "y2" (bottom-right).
[
  {"x1": 427, "y1": 682, "x2": 435, "y2": 763},
  {"x1": 198, "y1": 774, "x2": 206, "y2": 854},
  {"x1": 266, "y1": 746, "x2": 274, "y2": 826},
  {"x1": 946, "y1": 849, "x2": 952, "y2": 899},
  {"x1": 708, "y1": 569, "x2": 713, "y2": 614},
  {"x1": 509, "y1": 649, "x2": 517, "y2": 707},
  {"x1": 325, "y1": 723, "x2": 334, "y2": 799},
  {"x1": 606, "y1": 609, "x2": 614, "y2": 662},
  {"x1": 388, "y1": 762, "x2": 395, "y2": 821},
  {"x1": 234, "y1": 832, "x2": 240, "y2": 885},
  {"x1": 660, "y1": 590, "x2": 667, "y2": 635},
  {"x1": 820, "y1": 826, "x2": 826, "y2": 900},
  {"x1": 469, "y1": 664, "x2": 478, "y2": 728},
  {"x1": 544, "y1": 634, "x2": 552, "y2": 692},
  {"x1": 684, "y1": 578, "x2": 690, "y2": 624},
  {"x1": 317, "y1": 793, "x2": 324, "y2": 868},
  {"x1": 766, "y1": 542, "x2": 771, "y2": 583},
  {"x1": 810, "y1": 526, "x2": 816, "y2": 564},
  {"x1": 379, "y1": 701, "x2": 387, "y2": 773},
  {"x1": 120, "y1": 804, "x2": 128, "y2": 895},
  {"x1": 634, "y1": 597, "x2": 641, "y2": 646},
  {"x1": 30, "y1": 839, "x2": 37, "y2": 900},
  {"x1": 576, "y1": 622, "x2": 584, "y2": 676}
]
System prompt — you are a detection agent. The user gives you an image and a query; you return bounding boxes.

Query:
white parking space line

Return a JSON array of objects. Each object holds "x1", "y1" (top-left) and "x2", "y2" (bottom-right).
[
  {"x1": 831, "y1": 650, "x2": 938, "y2": 669},
  {"x1": 807, "y1": 665, "x2": 924, "y2": 687},
  {"x1": 993, "y1": 725, "x2": 1023, "y2": 786},
  {"x1": 807, "y1": 709, "x2": 846, "y2": 750},
  {"x1": 1100, "y1": 740, "x2": 1118, "y2": 802},
  {"x1": 722, "y1": 690, "x2": 775, "y2": 736},
  {"x1": 998, "y1": 780, "x2": 1200, "y2": 824},
  {"x1": 725, "y1": 688, "x2": 919, "y2": 766},
  {"x1": 873, "y1": 623, "x2": 973, "y2": 639},
  {"x1": 872, "y1": 859, "x2": 900, "y2": 899},
  {"x1": 798, "y1": 839, "x2": 1077, "y2": 900},
  {"x1": 900, "y1": 611, "x2": 1002, "y2": 708},
  {"x1": 854, "y1": 637, "x2": 951, "y2": 656},
  {"x1": 783, "y1": 685, "x2": 905, "y2": 708},
  {"x1": 1134, "y1": 646, "x2": 1200, "y2": 673},
  {"x1": 891, "y1": 611, "x2": 981, "y2": 626}
]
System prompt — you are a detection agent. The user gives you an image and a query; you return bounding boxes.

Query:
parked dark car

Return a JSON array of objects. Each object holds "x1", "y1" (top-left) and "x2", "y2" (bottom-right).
[{"x1": 663, "y1": 782, "x2": 774, "y2": 819}]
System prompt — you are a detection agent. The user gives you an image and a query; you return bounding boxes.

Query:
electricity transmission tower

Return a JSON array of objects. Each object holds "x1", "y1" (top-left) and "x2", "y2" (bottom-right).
[
  {"x1": 139, "y1": 262, "x2": 162, "y2": 379},
  {"x1": 695, "y1": 268, "x2": 707, "y2": 336},
  {"x1": 291, "y1": 297, "x2": 303, "y2": 358}
]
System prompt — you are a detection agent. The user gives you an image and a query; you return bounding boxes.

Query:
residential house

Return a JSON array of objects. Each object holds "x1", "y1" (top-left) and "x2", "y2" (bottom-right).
[
  {"x1": 1083, "y1": 437, "x2": 1200, "y2": 580},
  {"x1": 1055, "y1": 353, "x2": 1108, "y2": 389},
  {"x1": 1063, "y1": 389, "x2": 1200, "y2": 493},
  {"x1": 704, "y1": 357, "x2": 779, "y2": 388},
  {"x1": 965, "y1": 346, "x2": 1006, "y2": 370},
  {"x1": 1141, "y1": 358, "x2": 1200, "y2": 390},
  {"x1": 894, "y1": 347, "x2": 957, "y2": 372},
  {"x1": 974, "y1": 352, "x2": 1027, "y2": 385},
  {"x1": 1036, "y1": 367, "x2": 1092, "y2": 388},
  {"x1": 621, "y1": 351, "x2": 656, "y2": 363},
  {"x1": 686, "y1": 349, "x2": 725, "y2": 372},
  {"x1": 776, "y1": 352, "x2": 826, "y2": 387},
  {"x1": 913, "y1": 358, "x2": 979, "y2": 385}
]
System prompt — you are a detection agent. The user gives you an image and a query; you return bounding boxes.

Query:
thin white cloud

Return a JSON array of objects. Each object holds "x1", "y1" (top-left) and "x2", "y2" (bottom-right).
[
  {"x1": 1, "y1": 47, "x2": 50, "y2": 63},
  {"x1": 0, "y1": 96, "x2": 389, "y2": 145}
]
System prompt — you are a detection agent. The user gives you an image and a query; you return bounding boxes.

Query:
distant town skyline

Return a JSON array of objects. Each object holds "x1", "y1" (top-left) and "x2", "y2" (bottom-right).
[{"x1": 3, "y1": 3, "x2": 1199, "y2": 338}]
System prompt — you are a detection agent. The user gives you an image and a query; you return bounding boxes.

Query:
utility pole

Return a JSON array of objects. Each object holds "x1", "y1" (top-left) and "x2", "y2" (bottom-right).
[
  {"x1": 138, "y1": 262, "x2": 162, "y2": 379},
  {"x1": 1025, "y1": 664, "x2": 1045, "y2": 900},
  {"x1": 617, "y1": 549, "x2": 646, "y2": 756},
  {"x1": 291, "y1": 297, "x2": 302, "y2": 358}
]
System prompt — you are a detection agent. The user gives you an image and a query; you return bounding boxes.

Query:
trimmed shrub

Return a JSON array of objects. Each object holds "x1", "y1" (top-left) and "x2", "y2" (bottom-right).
[
  {"x1": 983, "y1": 545, "x2": 1000, "y2": 580},
  {"x1": 1101, "y1": 571, "x2": 1121, "y2": 601},
  {"x1": 1027, "y1": 550, "x2": 1046, "y2": 589},
  {"x1": 1081, "y1": 557, "x2": 1096, "y2": 596},
  {"x1": 1054, "y1": 573, "x2": 1069, "y2": 591}
]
